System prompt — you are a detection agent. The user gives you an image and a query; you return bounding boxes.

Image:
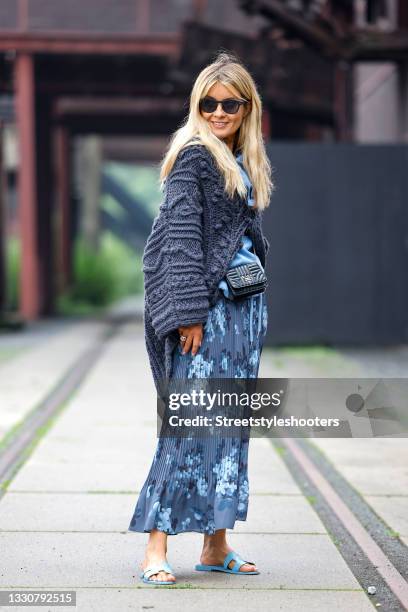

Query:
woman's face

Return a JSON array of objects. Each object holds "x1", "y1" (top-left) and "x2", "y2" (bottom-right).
[{"x1": 199, "y1": 82, "x2": 249, "y2": 151}]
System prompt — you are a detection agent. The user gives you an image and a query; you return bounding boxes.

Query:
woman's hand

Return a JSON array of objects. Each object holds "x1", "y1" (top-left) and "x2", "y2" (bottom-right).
[{"x1": 178, "y1": 323, "x2": 203, "y2": 356}]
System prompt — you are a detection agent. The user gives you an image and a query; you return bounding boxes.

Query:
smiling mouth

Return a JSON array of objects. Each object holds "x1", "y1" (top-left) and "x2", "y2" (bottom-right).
[{"x1": 212, "y1": 121, "x2": 228, "y2": 127}]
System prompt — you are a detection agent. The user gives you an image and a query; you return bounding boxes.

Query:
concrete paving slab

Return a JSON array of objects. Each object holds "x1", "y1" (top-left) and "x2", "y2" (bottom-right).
[
  {"x1": 43, "y1": 417, "x2": 157, "y2": 443},
  {"x1": 7, "y1": 462, "x2": 148, "y2": 493},
  {"x1": 0, "y1": 493, "x2": 325, "y2": 534},
  {"x1": 259, "y1": 348, "x2": 363, "y2": 378},
  {"x1": 31, "y1": 417, "x2": 156, "y2": 447},
  {"x1": 0, "y1": 492, "x2": 134, "y2": 533},
  {"x1": 313, "y1": 438, "x2": 408, "y2": 467},
  {"x1": 305, "y1": 438, "x2": 408, "y2": 548},
  {"x1": 364, "y1": 495, "x2": 408, "y2": 536},
  {"x1": 338, "y1": 345, "x2": 408, "y2": 378},
  {"x1": 5, "y1": 322, "x2": 160, "y2": 490},
  {"x1": 315, "y1": 461, "x2": 408, "y2": 495},
  {"x1": 0, "y1": 532, "x2": 361, "y2": 590},
  {"x1": 247, "y1": 439, "x2": 302, "y2": 494},
  {"x1": 0, "y1": 587, "x2": 373, "y2": 612},
  {"x1": 24, "y1": 431, "x2": 154, "y2": 464},
  {"x1": 8, "y1": 404, "x2": 297, "y2": 494},
  {"x1": 0, "y1": 321, "x2": 106, "y2": 442},
  {"x1": 7, "y1": 444, "x2": 298, "y2": 495},
  {"x1": 232, "y1": 494, "x2": 326, "y2": 534},
  {"x1": 26, "y1": 443, "x2": 141, "y2": 465}
]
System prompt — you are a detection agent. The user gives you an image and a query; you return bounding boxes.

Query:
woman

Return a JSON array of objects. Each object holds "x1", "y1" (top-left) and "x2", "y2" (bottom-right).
[{"x1": 128, "y1": 51, "x2": 273, "y2": 584}]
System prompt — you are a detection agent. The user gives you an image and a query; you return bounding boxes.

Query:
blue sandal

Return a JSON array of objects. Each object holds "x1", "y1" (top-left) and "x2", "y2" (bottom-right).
[
  {"x1": 195, "y1": 551, "x2": 259, "y2": 575},
  {"x1": 140, "y1": 561, "x2": 177, "y2": 585}
]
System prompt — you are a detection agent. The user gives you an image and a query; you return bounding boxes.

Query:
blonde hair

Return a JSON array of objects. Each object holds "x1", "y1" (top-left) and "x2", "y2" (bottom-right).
[{"x1": 159, "y1": 51, "x2": 274, "y2": 211}]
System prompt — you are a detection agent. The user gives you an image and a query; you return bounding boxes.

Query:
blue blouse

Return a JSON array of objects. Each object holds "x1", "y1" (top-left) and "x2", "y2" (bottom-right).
[{"x1": 218, "y1": 151, "x2": 264, "y2": 299}]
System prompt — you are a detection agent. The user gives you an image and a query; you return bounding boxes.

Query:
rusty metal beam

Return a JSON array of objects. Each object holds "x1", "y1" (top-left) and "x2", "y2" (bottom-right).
[
  {"x1": 193, "y1": 0, "x2": 208, "y2": 20},
  {"x1": 261, "y1": 108, "x2": 271, "y2": 140},
  {"x1": 399, "y1": 0, "x2": 408, "y2": 29},
  {"x1": 36, "y1": 82, "x2": 176, "y2": 96},
  {"x1": 54, "y1": 126, "x2": 72, "y2": 291},
  {"x1": 0, "y1": 33, "x2": 180, "y2": 57},
  {"x1": 58, "y1": 113, "x2": 184, "y2": 137},
  {"x1": 239, "y1": 1, "x2": 408, "y2": 62},
  {"x1": 239, "y1": 0, "x2": 343, "y2": 58},
  {"x1": 0, "y1": 122, "x2": 5, "y2": 312},
  {"x1": 53, "y1": 96, "x2": 188, "y2": 117},
  {"x1": 333, "y1": 61, "x2": 354, "y2": 141},
  {"x1": 344, "y1": 30, "x2": 408, "y2": 61},
  {"x1": 14, "y1": 53, "x2": 41, "y2": 320},
  {"x1": 35, "y1": 92, "x2": 54, "y2": 315}
]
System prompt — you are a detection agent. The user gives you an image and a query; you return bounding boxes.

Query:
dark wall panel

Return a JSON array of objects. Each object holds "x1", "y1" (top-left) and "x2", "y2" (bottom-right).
[{"x1": 264, "y1": 143, "x2": 408, "y2": 345}]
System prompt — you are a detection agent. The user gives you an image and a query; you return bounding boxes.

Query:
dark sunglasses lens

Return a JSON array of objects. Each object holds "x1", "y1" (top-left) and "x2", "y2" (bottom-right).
[
  {"x1": 200, "y1": 97, "x2": 244, "y2": 114},
  {"x1": 200, "y1": 98, "x2": 217, "y2": 113},
  {"x1": 222, "y1": 100, "x2": 240, "y2": 114}
]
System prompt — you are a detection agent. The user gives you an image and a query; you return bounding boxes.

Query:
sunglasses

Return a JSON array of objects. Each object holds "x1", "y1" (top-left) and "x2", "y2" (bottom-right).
[{"x1": 199, "y1": 96, "x2": 249, "y2": 115}]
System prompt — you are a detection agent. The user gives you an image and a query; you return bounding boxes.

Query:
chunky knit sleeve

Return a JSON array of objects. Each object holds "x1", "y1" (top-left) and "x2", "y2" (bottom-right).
[{"x1": 142, "y1": 146, "x2": 210, "y2": 340}]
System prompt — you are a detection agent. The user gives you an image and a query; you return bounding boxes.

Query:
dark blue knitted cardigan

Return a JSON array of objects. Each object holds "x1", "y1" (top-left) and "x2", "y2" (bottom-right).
[{"x1": 142, "y1": 143, "x2": 270, "y2": 397}]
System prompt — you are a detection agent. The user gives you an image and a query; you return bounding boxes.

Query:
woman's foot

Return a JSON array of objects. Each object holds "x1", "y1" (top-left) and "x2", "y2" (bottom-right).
[
  {"x1": 140, "y1": 529, "x2": 176, "y2": 583},
  {"x1": 200, "y1": 529, "x2": 258, "y2": 573}
]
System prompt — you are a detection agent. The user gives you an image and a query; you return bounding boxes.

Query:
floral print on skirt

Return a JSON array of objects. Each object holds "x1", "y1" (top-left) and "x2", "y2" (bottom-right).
[{"x1": 128, "y1": 291, "x2": 268, "y2": 535}]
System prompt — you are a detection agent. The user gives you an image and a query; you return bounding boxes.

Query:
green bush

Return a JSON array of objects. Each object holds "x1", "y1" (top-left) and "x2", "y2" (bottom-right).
[
  {"x1": 2, "y1": 233, "x2": 144, "y2": 316},
  {"x1": 57, "y1": 233, "x2": 143, "y2": 315}
]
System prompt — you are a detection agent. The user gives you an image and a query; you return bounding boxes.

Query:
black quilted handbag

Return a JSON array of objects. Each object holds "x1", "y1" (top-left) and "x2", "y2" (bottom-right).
[{"x1": 225, "y1": 258, "x2": 267, "y2": 300}]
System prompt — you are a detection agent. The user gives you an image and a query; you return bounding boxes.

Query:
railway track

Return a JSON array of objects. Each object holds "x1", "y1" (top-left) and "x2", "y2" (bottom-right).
[{"x1": 271, "y1": 437, "x2": 408, "y2": 611}]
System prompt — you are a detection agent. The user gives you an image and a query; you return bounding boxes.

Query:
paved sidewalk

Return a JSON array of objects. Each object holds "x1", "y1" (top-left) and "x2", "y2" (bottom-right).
[
  {"x1": 261, "y1": 344, "x2": 408, "y2": 554},
  {"x1": 0, "y1": 319, "x2": 107, "y2": 443},
  {"x1": 0, "y1": 321, "x2": 377, "y2": 611},
  {"x1": 310, "y1": 437, "x2": 408, "y2": 549}
]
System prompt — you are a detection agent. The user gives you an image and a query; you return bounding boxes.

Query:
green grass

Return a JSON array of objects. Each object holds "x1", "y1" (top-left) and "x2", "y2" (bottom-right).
[
  {"x1": 305, "y1": 494, "x2": 317, "y2": 506},
  {"x1": 385, "y1": 528, "x2": 400, "y2": 539},
  {"x1": 273, "y1": 444, "x2": 287, "y2": 457}
]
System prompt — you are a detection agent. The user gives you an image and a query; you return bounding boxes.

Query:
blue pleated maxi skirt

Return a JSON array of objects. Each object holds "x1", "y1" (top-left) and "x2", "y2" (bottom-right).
[{"x1": 128, "y1": 291, "x2": 268, "y2": 535}]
